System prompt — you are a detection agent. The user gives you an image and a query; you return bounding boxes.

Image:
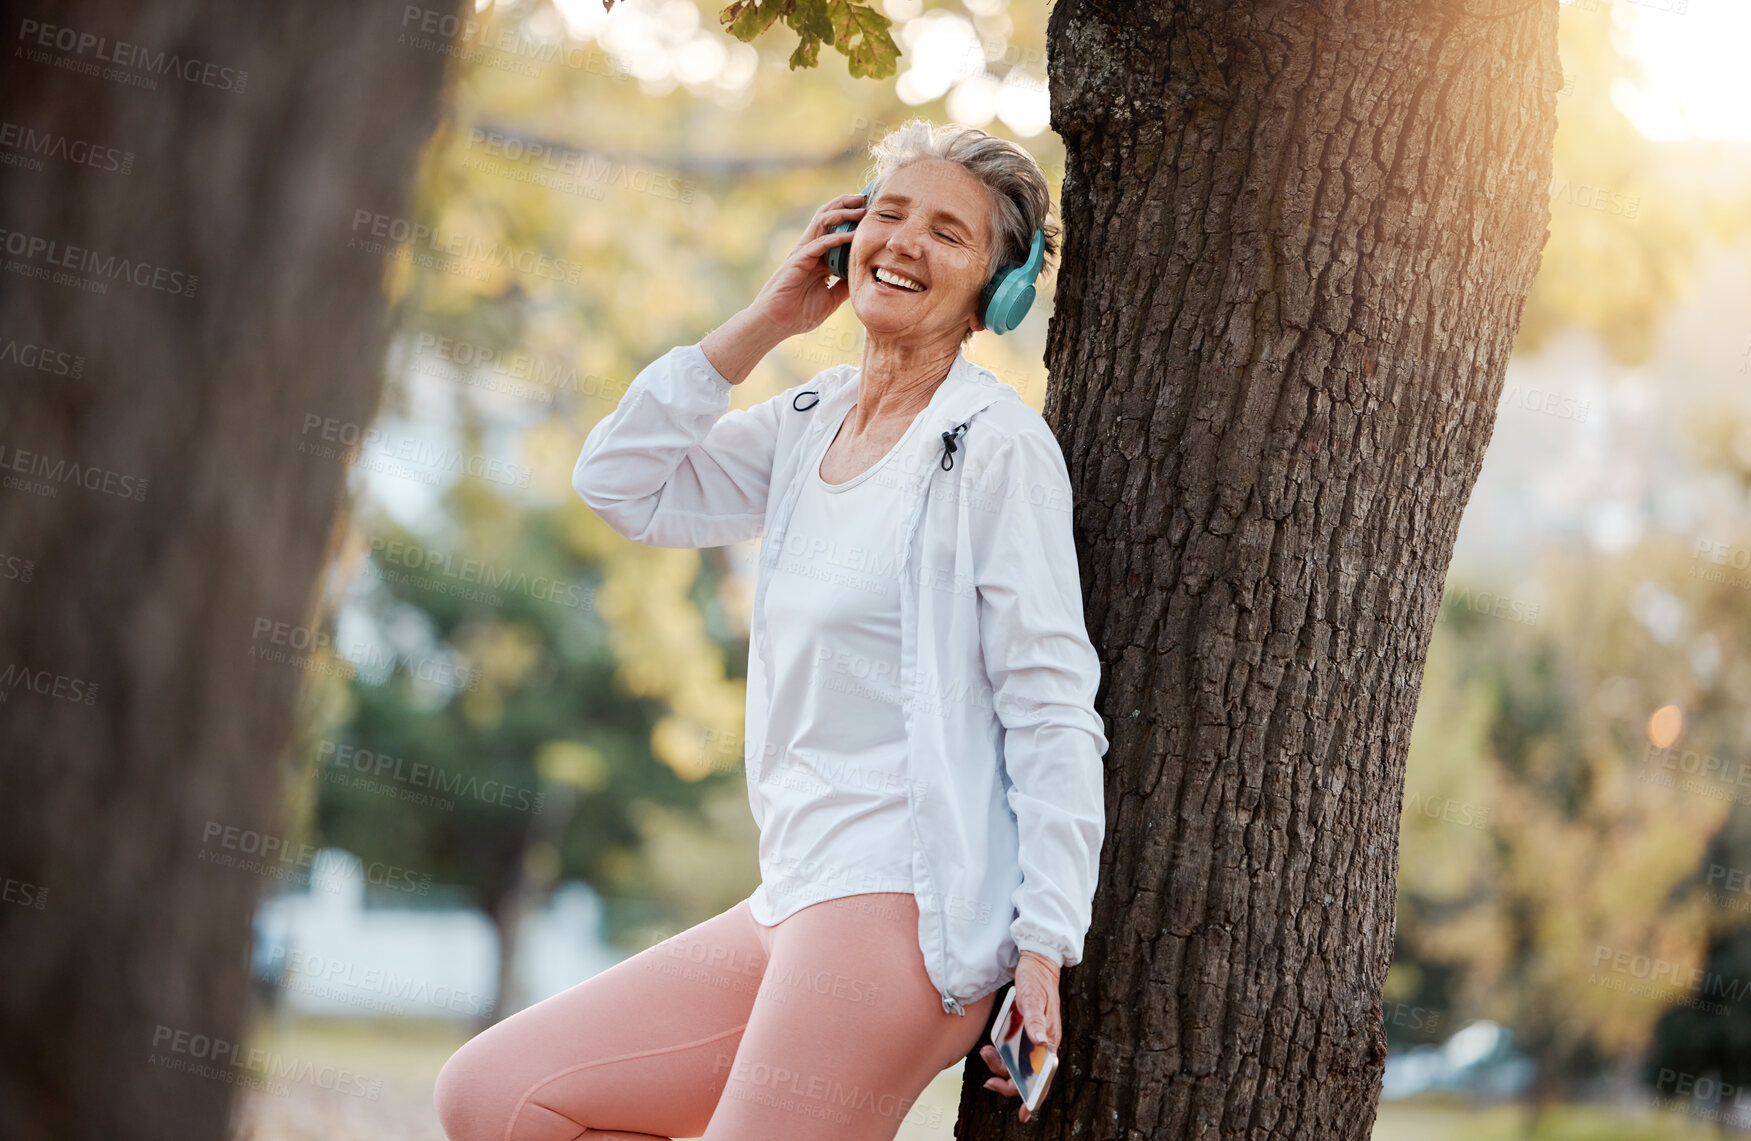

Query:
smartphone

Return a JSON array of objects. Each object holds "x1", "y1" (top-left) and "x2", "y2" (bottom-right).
[{"x1": 989, "y1": 985, "x2": 1059, "y2": 1114}]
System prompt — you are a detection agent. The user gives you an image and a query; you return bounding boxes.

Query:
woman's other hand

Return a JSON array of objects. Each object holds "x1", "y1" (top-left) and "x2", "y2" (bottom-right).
[
  {"x1": 978, "y1": 949, "x2": 1061, "y2": 1123},
  {"x1": 746, "y1": 192, "x2": 868, "y2": 339}
]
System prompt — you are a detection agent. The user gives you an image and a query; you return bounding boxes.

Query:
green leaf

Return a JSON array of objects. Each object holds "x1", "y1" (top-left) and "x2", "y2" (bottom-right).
[
  {"x1": 718, "y1": 0, "x2": 895, "y2": 79},
  {"x1": 787, "y1": 33, "x2": 821, "y2": 70},
  {"x1": 721, "y1": 0, "x2": 782, "y2": 42},
  {"x1": 785, "y1": 0, "x2": 834, "y2": 45},
  {"x1": 826, "y1": 1, "x2": 898, "y2": 79}
]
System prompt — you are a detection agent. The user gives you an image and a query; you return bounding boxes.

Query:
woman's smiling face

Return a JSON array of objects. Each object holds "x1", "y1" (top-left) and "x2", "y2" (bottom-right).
[{"x1": 848, "y1": 158, "x2": 996, "y2": 344}]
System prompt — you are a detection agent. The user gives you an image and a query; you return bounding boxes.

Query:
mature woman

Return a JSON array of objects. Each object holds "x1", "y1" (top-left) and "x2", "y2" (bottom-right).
[{"x1": 434, "y1": 118, "x2": 1109, "y2": 1141}]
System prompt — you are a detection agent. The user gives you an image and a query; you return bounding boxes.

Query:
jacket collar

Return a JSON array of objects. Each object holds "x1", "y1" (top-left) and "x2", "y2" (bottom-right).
[{"x1": 813, "y1": 347, "x2": 1018, "y2": 469}]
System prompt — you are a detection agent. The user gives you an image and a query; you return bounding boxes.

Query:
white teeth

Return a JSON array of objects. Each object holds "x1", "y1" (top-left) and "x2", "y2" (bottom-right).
[{"x1": 875, "y1": 267, "x2": 925, "y2": 291}]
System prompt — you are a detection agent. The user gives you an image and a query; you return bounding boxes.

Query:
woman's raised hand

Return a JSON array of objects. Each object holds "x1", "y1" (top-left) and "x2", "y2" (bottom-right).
[{"x1": 744, "y1": 192, "x2": 867, "y2": 339}]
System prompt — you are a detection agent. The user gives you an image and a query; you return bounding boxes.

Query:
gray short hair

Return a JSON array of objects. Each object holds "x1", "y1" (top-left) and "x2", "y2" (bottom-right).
[{"x1": 861, "y1": 118, "x2": 1060, "y2": 341}]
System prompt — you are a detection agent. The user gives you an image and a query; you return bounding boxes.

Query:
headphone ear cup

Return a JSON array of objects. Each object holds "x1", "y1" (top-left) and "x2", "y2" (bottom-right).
[
  {"x1": 1001, "y1": 283, "x2": 1037, "y2": 333},
  {"x1": 978, "y1": 228, "x2": 1046, "y2": 335},
  {"x1": 981, "y1": 271, "x2": 1036, "y2": 336},
  {"x1": 977, "y1": 276, "x2": 998, "y2": 331},
  {"x1": 826, "y1": 235, "x2": 851, "y2": 279},
  {"x1": 823, "y1": 178, "x2": 879, "y2": 281}
]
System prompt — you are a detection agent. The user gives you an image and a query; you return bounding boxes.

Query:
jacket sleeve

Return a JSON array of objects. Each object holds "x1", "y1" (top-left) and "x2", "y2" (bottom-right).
[
  {"x1": 969, "y1": 426, "x2": 1109, "y2": 970},
  {"x1": 571, "y1": 341, "x2": 786, "y2": 549}
]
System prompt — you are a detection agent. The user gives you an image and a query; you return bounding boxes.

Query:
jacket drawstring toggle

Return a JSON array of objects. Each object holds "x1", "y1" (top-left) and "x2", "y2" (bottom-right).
[{"x1": 940, "y1": 421, "x2": 970, "y2": 470}]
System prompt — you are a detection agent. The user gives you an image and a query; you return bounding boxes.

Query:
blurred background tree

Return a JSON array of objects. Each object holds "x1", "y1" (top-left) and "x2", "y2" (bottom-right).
[{"x1": 0, "y1": 4, "x2": 452, "y2": 1139}]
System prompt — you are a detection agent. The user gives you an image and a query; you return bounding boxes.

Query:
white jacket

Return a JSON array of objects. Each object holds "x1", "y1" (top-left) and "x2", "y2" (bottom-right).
[{"x1": 571, "y1": 340, "x2": 1109, "y2": 1016}]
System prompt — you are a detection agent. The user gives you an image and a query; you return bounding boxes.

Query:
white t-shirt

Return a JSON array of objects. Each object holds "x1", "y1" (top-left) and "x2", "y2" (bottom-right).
[{"x1": 746, "y1": 402, "x2": 930, "y2": 925}]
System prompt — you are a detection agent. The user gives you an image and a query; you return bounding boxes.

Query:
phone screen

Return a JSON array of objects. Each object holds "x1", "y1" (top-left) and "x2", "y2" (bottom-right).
[{"x1": 990, "y1": 987, "x2": 1060, "y2": 1112}]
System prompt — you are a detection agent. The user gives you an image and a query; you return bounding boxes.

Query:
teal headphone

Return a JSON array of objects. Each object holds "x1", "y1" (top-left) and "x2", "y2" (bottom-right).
[{"x1": 823, "y1": 177, "x2": 1046, "y2": 336}]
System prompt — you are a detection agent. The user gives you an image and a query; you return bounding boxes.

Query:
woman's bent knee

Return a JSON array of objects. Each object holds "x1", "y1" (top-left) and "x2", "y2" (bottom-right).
[{"x1": 435, "y1": 1035, "x2": 521, "y2": 1141}]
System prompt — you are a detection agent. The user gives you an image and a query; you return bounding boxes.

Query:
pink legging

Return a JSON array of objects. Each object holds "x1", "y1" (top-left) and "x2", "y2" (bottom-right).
[{"x1": 433, "y1": 891, "x2": 1000, "y2": 1141}]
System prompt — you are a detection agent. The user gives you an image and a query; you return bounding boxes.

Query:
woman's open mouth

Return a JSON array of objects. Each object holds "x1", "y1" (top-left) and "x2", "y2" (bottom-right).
[{"x1": 873, "y1": 266, "x2": 927, "y2": 294}]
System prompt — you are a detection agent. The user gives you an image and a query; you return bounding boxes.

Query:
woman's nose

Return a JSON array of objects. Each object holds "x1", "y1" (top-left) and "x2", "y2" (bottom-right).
[{"x1": 886, "y1": 226, "x2": 926, "y2": 259}]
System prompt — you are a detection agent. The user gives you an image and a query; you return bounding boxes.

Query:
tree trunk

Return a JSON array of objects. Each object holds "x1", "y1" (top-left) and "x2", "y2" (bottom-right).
[
  {"x1": 959, "y1": 3, "x2": 1558, "y2": 1137},
  {"x1": 0, "y1": 2, "x2": 454, "y2": 1138},
  {"x1": 488, "y1": 896, "x2": 528, "y2": 1031},
  {"x1": 483, "y1": 778, "x2": 579, "y2": 1027}
]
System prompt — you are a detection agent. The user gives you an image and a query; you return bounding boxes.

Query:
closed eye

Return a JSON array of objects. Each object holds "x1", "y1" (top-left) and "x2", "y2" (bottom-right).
[{"x1": 873, "y1": 211, "x2": 963, "y2": 243}]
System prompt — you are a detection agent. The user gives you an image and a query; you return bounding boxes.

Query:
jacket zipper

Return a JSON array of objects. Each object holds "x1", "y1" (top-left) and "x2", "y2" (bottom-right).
[
  {"x1": 924, "y1": 420, "x2": 974, "y2": 1018},
  {"x1": 777, "y1": 380, "x2": 983, "y2": 1019}
]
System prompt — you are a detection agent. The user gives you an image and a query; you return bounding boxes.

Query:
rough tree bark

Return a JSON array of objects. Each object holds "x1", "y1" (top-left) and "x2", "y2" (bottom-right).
[
  {"x1": 0, "y1": 2, "x2": 455, "y2": 1138},
  {"x1": 957, "y1": 2, "x2": 1557, "y2": 1137}
]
